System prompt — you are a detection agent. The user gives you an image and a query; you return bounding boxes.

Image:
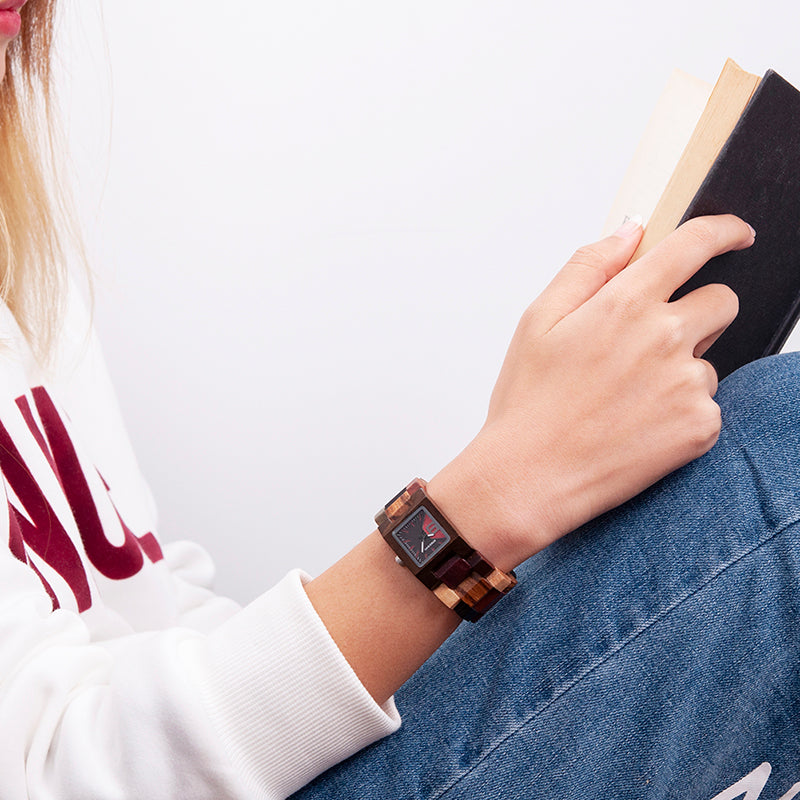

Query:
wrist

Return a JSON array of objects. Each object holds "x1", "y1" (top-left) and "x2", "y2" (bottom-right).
[
  {"x1": 375, "y1": 477, "x2": 517, "y2": 622},
  {"x1": 427, "y1": 432, "x2": 564, "y2": 572}
]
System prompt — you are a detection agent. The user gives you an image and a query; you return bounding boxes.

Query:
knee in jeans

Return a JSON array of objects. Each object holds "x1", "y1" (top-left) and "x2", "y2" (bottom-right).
[{"x1": 716, "y1": 352, "x2": 800, "y2": 433}]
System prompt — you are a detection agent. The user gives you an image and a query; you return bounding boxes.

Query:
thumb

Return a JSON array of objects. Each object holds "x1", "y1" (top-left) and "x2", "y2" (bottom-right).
[{"x1": 526, "y1": 216, "x2": 643, "y2": 337}]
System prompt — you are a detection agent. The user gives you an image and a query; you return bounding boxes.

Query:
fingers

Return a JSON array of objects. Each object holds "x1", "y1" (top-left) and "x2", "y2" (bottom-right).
[
  {"x1": 524, "y1": 218, "x2": 643, "y2": 337},
  {"x1": 616, "y1": 214, "x2": 755, "y2": 301},
  {"x1": 698, "y1": 357, "x2": 719, "y2": 397},
  {"x1": 667, "y1": 282, "x2": 739, "y2": 357}
]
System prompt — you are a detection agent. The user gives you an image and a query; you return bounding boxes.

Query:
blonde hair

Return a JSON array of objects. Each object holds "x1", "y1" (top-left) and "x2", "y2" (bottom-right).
[{"x1": 0, "y1": 0, "x2": 82, "y2": 363}]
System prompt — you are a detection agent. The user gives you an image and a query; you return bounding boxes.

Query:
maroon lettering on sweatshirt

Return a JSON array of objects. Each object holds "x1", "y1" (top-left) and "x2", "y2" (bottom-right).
[{"x1": 3, "y1": 387, "x2": 163, "y2": 611}]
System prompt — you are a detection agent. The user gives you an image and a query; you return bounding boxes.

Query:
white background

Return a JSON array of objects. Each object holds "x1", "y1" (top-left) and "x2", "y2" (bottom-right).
[{"x1": 55, "y1": 0, "x2": 800, "y2": 603}]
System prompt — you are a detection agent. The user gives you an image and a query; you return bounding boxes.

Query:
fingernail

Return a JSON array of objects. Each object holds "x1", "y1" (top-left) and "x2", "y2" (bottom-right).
[
  {"x1": 614, "y1": 214, "x2": 643, "y2": 238},
  {"x1": 745, "y1": 222, "x2": 756, "y2": 239}
]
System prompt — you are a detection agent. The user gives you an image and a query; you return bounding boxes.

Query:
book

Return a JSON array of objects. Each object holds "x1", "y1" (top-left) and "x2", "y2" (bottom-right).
[{"x1": 603, "y1": 59, "x2": 800, "y2": 379}]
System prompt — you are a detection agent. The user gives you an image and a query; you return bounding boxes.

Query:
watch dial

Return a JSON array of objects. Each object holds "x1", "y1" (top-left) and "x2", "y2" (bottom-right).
[{"x1": 392, "y1": 507, "x2": 450, "y2": 567}]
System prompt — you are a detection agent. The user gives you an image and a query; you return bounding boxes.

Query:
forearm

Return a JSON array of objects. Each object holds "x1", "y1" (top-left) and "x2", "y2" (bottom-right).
[
  {"x1": 304, "y1": 529, "x2": 461, "y2": 707},
  {"x1": 303, "y1": 458, "x2": 549, "y2": 707}
]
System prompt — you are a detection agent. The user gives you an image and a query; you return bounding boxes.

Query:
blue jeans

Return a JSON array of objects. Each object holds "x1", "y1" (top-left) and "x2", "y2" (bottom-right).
[{"x1": 293, "y1": 353, "x2": 800, "y2": 799}]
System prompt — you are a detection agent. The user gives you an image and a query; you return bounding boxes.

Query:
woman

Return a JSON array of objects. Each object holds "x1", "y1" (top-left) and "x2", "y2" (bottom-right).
[{"x1": 1, "y1": 1, "x2": 798, "y2": 798}]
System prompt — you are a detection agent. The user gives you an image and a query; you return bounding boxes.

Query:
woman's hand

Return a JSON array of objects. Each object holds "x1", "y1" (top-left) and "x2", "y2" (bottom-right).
[{"x1": 429, "y1": 214, "x2": 755, "y2": 571}]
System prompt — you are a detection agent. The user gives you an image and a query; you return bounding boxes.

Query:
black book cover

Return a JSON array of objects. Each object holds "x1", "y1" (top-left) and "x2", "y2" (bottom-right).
[{"x1": 670, "y1": 69, "x2": 800, "y2": 380}]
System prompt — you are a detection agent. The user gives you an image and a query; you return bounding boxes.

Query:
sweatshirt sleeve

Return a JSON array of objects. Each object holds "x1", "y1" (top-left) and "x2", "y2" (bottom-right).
[
  {"x1": 0, "y1": 545, "x2": 401, "y2": 800},
  {"x1": 182, "y1": 569, "x2": 402, "y2": 797}
]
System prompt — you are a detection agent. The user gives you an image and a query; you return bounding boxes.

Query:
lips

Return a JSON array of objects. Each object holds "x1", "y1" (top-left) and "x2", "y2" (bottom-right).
[{"x1": 0, "y1": 0, "x2": 26, "y2": 11}]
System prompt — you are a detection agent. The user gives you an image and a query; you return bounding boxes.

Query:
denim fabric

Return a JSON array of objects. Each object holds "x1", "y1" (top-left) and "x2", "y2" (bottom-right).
[{"x1": 293, "y1": 353, "x2": 800, "y2": 800}]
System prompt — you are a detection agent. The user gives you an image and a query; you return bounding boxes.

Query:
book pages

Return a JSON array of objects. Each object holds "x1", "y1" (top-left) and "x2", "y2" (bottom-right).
[{"x1": 602, "y1": 69, "x2": 712, "y2": 237}]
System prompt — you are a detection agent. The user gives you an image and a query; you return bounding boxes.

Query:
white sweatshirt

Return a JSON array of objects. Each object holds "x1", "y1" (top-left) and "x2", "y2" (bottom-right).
[{"x1": 0, "y1": 282, "x2": 400, "y2": 799}]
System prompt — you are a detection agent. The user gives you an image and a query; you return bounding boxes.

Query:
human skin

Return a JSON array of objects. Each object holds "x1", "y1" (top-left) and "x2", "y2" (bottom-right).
[{"x1": 306, "y1": 215, "x2": 755, "y2": 705}]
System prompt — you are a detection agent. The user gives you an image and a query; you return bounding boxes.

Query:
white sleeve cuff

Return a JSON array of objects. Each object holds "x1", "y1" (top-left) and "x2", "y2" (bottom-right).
[{"x1": 181, "y1": 569, "x2": 401, "y2": 799}]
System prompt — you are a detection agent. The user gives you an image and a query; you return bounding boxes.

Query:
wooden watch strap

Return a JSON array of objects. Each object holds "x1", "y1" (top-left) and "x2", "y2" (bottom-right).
[{"x1": 375, "y1": 478, "x2": 517, "y2": 622}]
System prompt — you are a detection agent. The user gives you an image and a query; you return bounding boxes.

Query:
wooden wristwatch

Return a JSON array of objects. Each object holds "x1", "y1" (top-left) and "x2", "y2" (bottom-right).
[{"x1": 375, "y1": 478, "x2": 517, "y2": 622}]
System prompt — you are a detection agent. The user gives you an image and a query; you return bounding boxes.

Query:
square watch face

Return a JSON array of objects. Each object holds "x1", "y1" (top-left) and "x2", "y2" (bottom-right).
[{"x1": 391, "y1": 506, "x2": 450, "y2": 567}]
